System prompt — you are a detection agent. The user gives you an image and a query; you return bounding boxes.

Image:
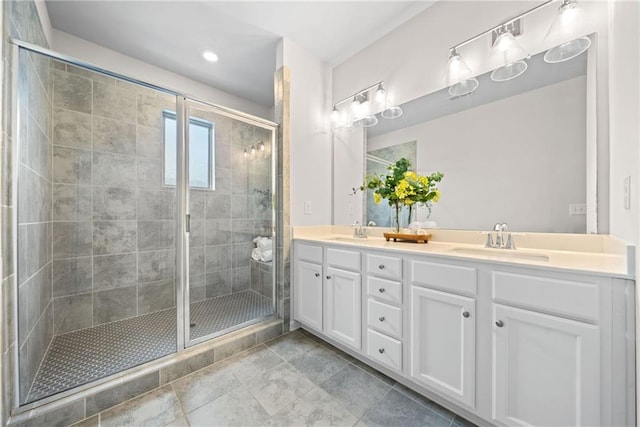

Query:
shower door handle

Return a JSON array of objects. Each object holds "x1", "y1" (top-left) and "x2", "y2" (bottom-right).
[{"x1": 186, "y1": 214, "x2": 191, "y2": 233}]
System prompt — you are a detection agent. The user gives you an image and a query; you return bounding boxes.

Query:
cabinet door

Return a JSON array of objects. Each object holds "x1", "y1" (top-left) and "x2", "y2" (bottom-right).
[
  {"x1": 493, "y1": 304, "x2": 600, "y2": 427},
  {"x1": 325, "y1": 267, "x2": 361, "y2": 350},
  {"x1": 410, "y1": 286, "x2": 476, "y2": 408},
  {"x1": 295, "y1": 261, "x2": 323, "y2": 330}
]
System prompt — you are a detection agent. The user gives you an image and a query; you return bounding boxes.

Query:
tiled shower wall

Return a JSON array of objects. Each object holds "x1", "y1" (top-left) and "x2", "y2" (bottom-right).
[
  {"x1": 49, "y1": 59, "x2": 178, "y2": 335},
  {"x1": 16, "y1": 41, "x2": 53, "y2": 404},
  {"x1": 187, "y1": 110, "x2": 273, "y2": 304}
]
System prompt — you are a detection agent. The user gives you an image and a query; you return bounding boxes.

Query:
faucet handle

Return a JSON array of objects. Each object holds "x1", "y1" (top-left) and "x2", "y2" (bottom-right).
[
  {"x1": 481, "y1": 231, "x2": 494, "y2": 248},
  {"x1": 504, "y1": 233, "x2": 516, "y2": 250},
  {"x1": 367, "y1": 221, "x2": 377, "y2": 227},
  {"x1": 352, "y1": 220, "x2": 361, "y2": 227},
  {"x1": 493, "y1": 223, "x2": 502, "y2": 231}
]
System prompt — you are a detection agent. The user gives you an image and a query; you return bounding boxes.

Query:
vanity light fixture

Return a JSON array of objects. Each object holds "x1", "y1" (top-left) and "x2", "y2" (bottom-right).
[
  {"x1": 489, "y1": 23, "x2": 528, "y2": 82},
  {"x1": 544, "y1": 0, "x2": 592, "y2": 63},
  {"x1": 202, "y1": 49, "x2": 219, "y2": 63},
  {"x1": 330, "y1": 81, "x2": 402, "y2": 129},
  {"x1": 444, "y1": 49, "x2": 479, "y2": 96}
]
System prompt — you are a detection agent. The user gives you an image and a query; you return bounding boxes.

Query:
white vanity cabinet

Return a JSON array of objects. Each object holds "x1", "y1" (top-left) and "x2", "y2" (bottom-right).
[
  {"x1": 409, "y1": 258, "x2": 477, "y2": 409},
  {"x1": 294, "y1": 244, "x2": 324, "y2": 330},
  {"x1": 292, "y1": 239, "x2": 635, "y2": 427},
  {"x1": 491, "y1": 271, "x2": 602, "y2": 426},
  {"x1": 324, "y1": 248, "x2": 362, "y2": 350}
]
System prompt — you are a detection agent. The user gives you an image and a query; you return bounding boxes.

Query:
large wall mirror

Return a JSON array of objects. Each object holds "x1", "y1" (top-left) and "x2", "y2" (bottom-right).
[{"x1": 333, "y1": 34, "x2": 604, "y2": 234}]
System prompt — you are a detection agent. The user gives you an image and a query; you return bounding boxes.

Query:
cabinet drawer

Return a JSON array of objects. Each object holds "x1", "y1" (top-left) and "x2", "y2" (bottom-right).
[
  {"x1": 367, "y1": 329, "x2": 402, "y2": 372},
  {"x1": 367, "y1": 253, "x2": 402, "y2": 280},
  {"x1": 367, "y1": 276, "x2": 402, "y2": 305},
  {"x1": 296, "y1": 243, "x2": 323, "y2": 263},
  {"x1": 492, "y1": 272, "x2": 600, "y2": 322},
  {"x1": 327, "y1": 248, "x2": 361, "y2": 271},
  {"x1": 411, "y1": 260, "x2": 477, "y2": 296},
  {"x1": 368, "y1": 299, "x2": 402, "y2": 339}
]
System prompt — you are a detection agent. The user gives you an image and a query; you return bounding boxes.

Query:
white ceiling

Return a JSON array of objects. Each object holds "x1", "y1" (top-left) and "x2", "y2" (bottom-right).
[{"x1": 45, "y1": 1, "x2": 434, "y2": 106}]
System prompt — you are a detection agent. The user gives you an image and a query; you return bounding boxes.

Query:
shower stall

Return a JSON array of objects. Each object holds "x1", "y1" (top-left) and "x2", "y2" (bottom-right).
[{"x1": 13, "y1": 44, "x2": 278, "y2": 405}]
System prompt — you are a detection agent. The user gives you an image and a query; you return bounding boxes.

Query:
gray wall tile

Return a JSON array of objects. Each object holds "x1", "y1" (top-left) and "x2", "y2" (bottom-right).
[
  {"x1": 93, "y1": 253, "x2": 137, "y2": 290},
  {"x1": 205, "y1": 194, "x2": 230, "y2": 219},
  {"x1": 52, "y1": 221, "x2": 92, "y2": 259},
  {"x1": 138, "y1": 250, "x2": 175, "y2": 284},
  {"x1": 93, "y1": 116, "x2": 136, "y2": 154},
  {"x1": 53, "y1": 184, "x2": 92, "y2": 221},
  {"x1": 93, "y1": 286, "x2": 137, "y2": 324},
  {"x1": 138, "y1": 280, "x2": 174, "y2": 314},
  {"x1": 205, "y1": 269, "x2": 232, "y2": 298},
  {"x1": 93, "y1": 152, "x2": 136, "y2": 188},
  {"x1": 232, "y1": 267, "x2": 250, "y2": 293},
  {"x1": 205, "y1": 245, "x2": 232, "y2": 272},
  {"x1": 93, "y1": 82, "x2": 137, "y2": 123},
  {"x1": 136, "y1": 94, "x2": 174, "y2": 128},
  {"x1": 138, "y1": 220, "x2": 174, "y2": 251},
  {"x1": 232, "y1": 243, "x2": 253, "y2": 268},
  {"x1": 137, "y1": 157, "x2": 163, "y2": 189},
  {"x1": 53, "y1": 108, "x2": 91, "y2": 149},
  {"x1": 22, "y1": 112, "x2": 51, "y2": 179},
  {"x1": 189, "y1": 191, "x2": 206, "y2": 219},
  {"x1": 52, "y1": 146, "x2": 91, "y2": 184},
  {"x1": 136, "y1": 125, "x2": 162, "y2": 158},
  {"x1": 188, "y1": 247, "x2": 205, "y2": 280},
  {"x1": 53, "y1": 293, "x2": 92, "y2": 334},
  {"x1": 93, "y1": 187, "x2": 137, "y2": 220},
  {"x1": 52, "y1": 257, "x2": 92, "y2": 297},
  {"x1": 53, "y1": 69, "x2": 92, "y2": 114},
  {"x1": 137, "y1": 190, "x2": 175, "y2": 220},
  {"x1": 93, "y1": 221, "x2": 137, "y2": 255},
  {"x1": 205, "y1": 219, "x2": 232, "y2": 245},
  {"x1": 18, "y1": 164, "x2": 51, "y2": 224}
]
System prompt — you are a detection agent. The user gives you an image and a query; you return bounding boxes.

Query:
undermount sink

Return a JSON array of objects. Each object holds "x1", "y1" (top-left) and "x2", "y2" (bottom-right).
[
  {"x1": 327, "y1": 236, "x2": 384, "y2": 243},
  {"x1": 449, "y1": 247, "x2": 550, "y2": 262}
]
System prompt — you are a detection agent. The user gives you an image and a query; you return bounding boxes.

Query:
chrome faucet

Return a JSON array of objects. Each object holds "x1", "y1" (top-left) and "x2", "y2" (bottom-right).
[
  {"x1": 353, "y1": 221, "x2": 377, "y2": 238},
  {"x1": 485, "y1": 223, "x2": 515, "y2": 249}
]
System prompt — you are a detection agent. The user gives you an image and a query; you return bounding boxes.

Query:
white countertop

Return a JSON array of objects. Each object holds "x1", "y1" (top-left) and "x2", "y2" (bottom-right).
[{"x1": 293, "y1": 226, "x2": 635, "y2": 279}]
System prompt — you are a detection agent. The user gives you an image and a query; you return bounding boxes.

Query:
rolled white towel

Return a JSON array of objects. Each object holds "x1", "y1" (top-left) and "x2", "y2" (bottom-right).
[
  {"x1": 251, "y1": 248, "x2": 262, "y2": 261},
  {"x1": 257, "y1": 238, "x2": 272, "y2": 251},
  {"x1": 408, "y1": 222, "x2": 422, "y2": 230},
  {"x1": 259, "y1": 249, "x2": 273, "y2": 262}
]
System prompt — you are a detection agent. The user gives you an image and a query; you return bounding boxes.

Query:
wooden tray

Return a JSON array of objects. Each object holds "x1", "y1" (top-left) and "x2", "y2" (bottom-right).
[{"x1": 383, "y1": 232, "x2": 432, "y2": 244}]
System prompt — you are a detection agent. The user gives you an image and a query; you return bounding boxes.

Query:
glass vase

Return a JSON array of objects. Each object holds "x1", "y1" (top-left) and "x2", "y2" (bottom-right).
[{"x1": 391, "y1": 203, "x2": 402, "y2": 233}]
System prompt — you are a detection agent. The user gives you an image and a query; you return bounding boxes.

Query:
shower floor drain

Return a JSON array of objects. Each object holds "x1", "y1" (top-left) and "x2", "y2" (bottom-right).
[{"x1": 25, "y1": 290, "x2": 273, "y2": 403}]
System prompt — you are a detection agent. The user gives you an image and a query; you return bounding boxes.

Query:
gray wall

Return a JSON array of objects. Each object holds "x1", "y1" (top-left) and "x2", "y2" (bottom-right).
[
  {"x1": 187, "y1": 110, "x2": 273, "y2": 304},
  {"x1": 49, "y1": 59, "x2": 178, "y2": 334}
]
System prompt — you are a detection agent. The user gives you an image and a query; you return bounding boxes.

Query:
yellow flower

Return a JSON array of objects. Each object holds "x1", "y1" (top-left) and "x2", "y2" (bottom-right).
[
  {"x1": 395, "y1": 179, "x2": 411, "y2": 199},
  {"x1": 404, "y1": 199, "x2": 415, "y2": 205},
  {"x1": 433, "y1": 189, "x2": 441, "y2": 203},
  {"x1": 404, "y1": 171, "x2": 417, "y2": 180},
  {"x1": 373, "y1": 193, "x2": 382, "y2": 204},
  {"x1": 418, "y1": 176, "x2": 429, "y2": 186}
]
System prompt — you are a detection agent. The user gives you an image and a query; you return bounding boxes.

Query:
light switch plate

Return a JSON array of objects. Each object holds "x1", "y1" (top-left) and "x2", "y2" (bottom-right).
[
  {"x1": 569, "y1": 203, "x2": 587, "y2": 215},
  {"x1": 304, "y1": 201, "x2": 312, "y2": 215}
]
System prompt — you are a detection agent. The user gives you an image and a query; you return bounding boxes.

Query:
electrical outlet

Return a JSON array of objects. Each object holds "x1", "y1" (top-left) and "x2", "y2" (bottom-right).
[
  {"x1": 623, "y1": 176, "x2": 631, "y2": 210},
  {"x1": 569, "y1": 203, "x2": 587, "y2": 215},
  {"x1": 304, "y1": 201, "x2": 312, "y2": 215}
]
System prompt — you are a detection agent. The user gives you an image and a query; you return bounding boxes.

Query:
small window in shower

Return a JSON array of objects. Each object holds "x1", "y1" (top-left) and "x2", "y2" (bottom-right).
[{"x1": 163, "y1": 112, "x2": 215, "y2": 189}]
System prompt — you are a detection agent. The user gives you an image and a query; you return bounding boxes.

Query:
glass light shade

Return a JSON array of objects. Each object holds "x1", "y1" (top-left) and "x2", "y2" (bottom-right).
[
  {"x1": 489, "y1": 31, "x2": 527, "y2": 66},
  {"x1": 362, "y1": 115, "x2": 379, "y2": 127},
  {"x1": 381, "y1": 106, "x2": 403, "y2": 119},
  {"x1": 448, "y1": 78, "x2": 479, "y2": 97},
  {"x1": 544, "y1": 36, "x2": 591, "y2": 63},
  {"x1": 491, "y1": 60, "x2": 528, "y2": 82},
  {"x1": 445, "y1": 52, "x2": 472, "y2": 86},
  {"x1": 359, "y1": 99, "x2": 371, "y2": 118},
  {"x1": 545, "y1": 1, "x2": 591, "y2": 45}
]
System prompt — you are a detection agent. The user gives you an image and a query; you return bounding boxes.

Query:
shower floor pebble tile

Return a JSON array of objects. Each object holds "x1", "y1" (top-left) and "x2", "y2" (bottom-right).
[{"x1": 80, "y1": 330, "x2": 477, "y2": 427}]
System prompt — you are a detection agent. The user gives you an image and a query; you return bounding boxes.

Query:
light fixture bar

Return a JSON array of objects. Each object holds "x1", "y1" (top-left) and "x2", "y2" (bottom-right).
[
  {"x1": 333, "y1": 81, "x2": 383, "y2": 108},
  {"x1": 450, "y1": 0, "x2": 555, "y2": 52}
]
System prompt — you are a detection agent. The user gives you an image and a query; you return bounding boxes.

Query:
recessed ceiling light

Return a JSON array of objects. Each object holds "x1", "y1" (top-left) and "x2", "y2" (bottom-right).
[{"x1": 202, "y1": 50, "x2": 219, "y2": 63}]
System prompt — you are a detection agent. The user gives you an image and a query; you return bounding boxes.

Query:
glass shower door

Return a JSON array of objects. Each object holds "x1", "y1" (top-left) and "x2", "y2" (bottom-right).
[{"x1": 183, "y1": 100, "x2": 275, "y2": 345}]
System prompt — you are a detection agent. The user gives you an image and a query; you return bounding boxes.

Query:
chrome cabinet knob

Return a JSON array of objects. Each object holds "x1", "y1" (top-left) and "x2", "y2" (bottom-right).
[
  {"x1": 378, "y1": 316, "x2": 385, "y2": 322},
  {"x1": 378, "y1": 348, "x2": 385, "y2": 354},
  {"x1": 326, "y1": 275, "x2": 331, "y2": 279},
  {"x1": 495, "y1": 320, "x2": 504, "y2": 327},
  {"x1": 378, "y1": 288, "x2": 385, "y2": 293},
  {"x1": 462, "y1": 311, "x2": 470, "y2": 318},
  {"x1": 314, "y1": 273, "x2": 320, "y2": 278},
  {"x1": 378, "y1": 264, "x2": 385, "y2": 270}
]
